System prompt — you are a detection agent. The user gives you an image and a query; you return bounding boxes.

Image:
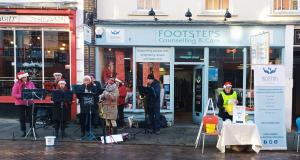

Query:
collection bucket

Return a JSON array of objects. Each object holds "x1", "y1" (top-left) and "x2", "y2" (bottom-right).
[{"x1": 45, "y1": 136, "x2": 56, "y2": 146}]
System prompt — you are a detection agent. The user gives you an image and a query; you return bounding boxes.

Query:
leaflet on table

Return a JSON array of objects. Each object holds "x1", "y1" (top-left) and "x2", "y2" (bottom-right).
[{"x1": 232, "y1": 106, "x2": 246, "y2": 124}]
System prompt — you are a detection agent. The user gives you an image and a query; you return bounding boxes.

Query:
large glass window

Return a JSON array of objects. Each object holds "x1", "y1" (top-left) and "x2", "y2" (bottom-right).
[
  {"x1": 0, "y1": 30, "x2": 14, "y2": 96},
  {"x1": 100, "y1": 48, "x2": 133, "y2": 108},
  {"x1": 136, "y1": 62, "x2": 170, "y2": 110},
  {"x1": 44, "y1": 31, "x2": 70, "y2": 83},
  {"x1": 16, "y1": 30, "x2": 42, "y2": 88},
  {"x1": 205, "y1": 0, "x2": 229, "y2": 10},
  {"x1": 137, "y1": 0, "x2": 160, "y2": 10},
  {"x1": 0, "y1": 29, "x2": 70, "y2": 96},
  {"x1": 274, "y1": 0, "x2": 298, "y2": 10}
]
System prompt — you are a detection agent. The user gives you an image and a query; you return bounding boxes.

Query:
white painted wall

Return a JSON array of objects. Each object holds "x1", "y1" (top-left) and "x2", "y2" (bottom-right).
[
  {"x1": 76, "y1": 0, "x2": 85, "y2": 85},
  {"x1": 97, "y1": 0, "x2": 300, "y2": 22}
]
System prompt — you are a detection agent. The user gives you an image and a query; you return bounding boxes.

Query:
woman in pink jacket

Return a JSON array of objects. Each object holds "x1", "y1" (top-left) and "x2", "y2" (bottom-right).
[{"x1": 12, "y1": 71, "x2": 35, "y2": 137}]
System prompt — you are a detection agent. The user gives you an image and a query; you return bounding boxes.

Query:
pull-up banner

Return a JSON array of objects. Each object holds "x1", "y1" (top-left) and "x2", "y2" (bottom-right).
[{"x1": 254, "y1": 65, "x2": 287, "y2": 150}]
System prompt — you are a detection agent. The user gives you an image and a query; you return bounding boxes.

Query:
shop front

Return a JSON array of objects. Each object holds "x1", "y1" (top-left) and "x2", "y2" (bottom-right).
[
  {"x1": 0, "y1": 8, "x2": 77, "y2": 119},
  {"x1": 94, "y1": 23, "x2": 286, "y2": 125}
]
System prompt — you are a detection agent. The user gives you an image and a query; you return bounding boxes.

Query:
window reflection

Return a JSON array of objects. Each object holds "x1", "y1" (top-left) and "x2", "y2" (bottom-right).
[
  {"x1": 16, "y1": 30, "x2": 42, "y2": 88},
  {"x1": 44, "y1": 31, "x2": 70, "y2": 84}
]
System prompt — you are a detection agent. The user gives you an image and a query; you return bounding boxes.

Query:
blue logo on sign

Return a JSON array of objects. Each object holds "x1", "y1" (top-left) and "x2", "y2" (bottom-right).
[
  {"x1": 263, "y1": 67, "x2": 277, "y2": 74},
  {"x1": 111, "y1": 30, "x2": 120, "y2": 35}
]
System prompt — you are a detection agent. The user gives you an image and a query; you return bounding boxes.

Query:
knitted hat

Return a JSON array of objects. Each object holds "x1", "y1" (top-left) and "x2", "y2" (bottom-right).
[
  {"x1": 17, "y1": 71, "x2": 29, "y2": 79},
  {"x1": 223, "y1": 82, "x2": 232, "y2": 88},
  {"x1": 58, "y1": 79, "x2": 66, "y2": 84},
  {"x1": 53, "y1": 72, "x2": 62, "y2": 76},
  {"x1": 147, "y1": 74, "x2": 154, "y2": 80}
]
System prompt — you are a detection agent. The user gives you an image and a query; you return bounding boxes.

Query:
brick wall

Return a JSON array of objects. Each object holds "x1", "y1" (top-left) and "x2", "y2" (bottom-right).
[{"x1": 84, "y1": 0, "x2": 96, "y2": 75}]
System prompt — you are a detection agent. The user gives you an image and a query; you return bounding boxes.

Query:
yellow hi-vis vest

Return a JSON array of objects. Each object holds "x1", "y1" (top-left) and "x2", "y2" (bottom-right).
[{"x1": 220, "y1": 91, "x2": 237, "y2": 115}]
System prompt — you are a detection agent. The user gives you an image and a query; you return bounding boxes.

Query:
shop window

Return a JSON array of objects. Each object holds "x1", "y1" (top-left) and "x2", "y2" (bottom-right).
[
  {"x1": 205, "y1": 0, "x2": 229, "y2": 10},
  {"x1": 100, "y1": 48, "x2": 133, "y2": 108},
  {"x1": 137, "y1": 0, "x2": 160, "y2": 10},
  {"x1": 273, "y1": 0, "x2": 298, "y2": 10},
  {"x1": 16, "y1": 30, "x2": 43, "y2": 88},
  {"x1": 136, "y1": 62, "x2": 170, "y2": 110},
  {"x1": 269, "y1": 48, "x2": 283, "y2": 64},
  {"x1": 0, "y1": 30, "x2": 14, "y2": 96},
  {"x1": 44, "y1": 31, "x2": 70, "y2": 85},
  {"x1": 175, "y1": 48, "x2": 204, "y2": 63}
]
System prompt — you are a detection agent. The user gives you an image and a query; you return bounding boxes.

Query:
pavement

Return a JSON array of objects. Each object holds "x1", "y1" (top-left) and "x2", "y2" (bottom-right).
[
  {"x1": 0, "y1": 140, "x2": 299, "y2": 160},
  {"x1": 0, "y1": 118, "x2": 300, "y2": 159}
]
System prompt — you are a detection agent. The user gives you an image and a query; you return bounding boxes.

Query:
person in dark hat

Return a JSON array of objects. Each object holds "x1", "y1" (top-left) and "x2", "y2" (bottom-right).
[{"x1": 146, "y1": 73, "x2": 161, "y2": 135}]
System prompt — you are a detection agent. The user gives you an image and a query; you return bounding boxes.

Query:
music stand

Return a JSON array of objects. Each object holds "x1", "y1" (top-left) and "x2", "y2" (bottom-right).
[
  {"x1": 51, "y1": 90, "x2": 73, "y2": 139},
  {"x1": 22, "y1": 89, "x2": 46, "y2": 140},
  {"x1": 80, "y1": 92, "x2": 97, "y2": 141}
]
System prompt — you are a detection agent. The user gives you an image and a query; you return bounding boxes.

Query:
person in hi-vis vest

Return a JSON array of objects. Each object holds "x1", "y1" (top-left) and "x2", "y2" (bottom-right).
[{"x1": 217, "y1": 82, "x2": 241, "y2": 121}]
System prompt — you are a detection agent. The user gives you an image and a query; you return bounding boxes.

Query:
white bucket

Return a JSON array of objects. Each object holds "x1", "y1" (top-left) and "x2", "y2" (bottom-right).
[{"x1": 45, "y1": 136, "x2": 56, "y2": 146}]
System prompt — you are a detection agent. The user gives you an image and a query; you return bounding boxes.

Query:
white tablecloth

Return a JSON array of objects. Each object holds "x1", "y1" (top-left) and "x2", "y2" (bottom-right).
[{"x1": 216, "y1": 123, "x2": 262, "y2": 153}]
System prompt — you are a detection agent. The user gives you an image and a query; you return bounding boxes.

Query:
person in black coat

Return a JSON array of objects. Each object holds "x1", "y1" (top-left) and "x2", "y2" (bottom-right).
[
  {"x1": 52, "y1": 79, "x2": 71, "y2": 138},
  {"x1": 146, "y1": 74, "x2": 161, "y2": 135},
  {"x1": 76, "y1": 75, "x2": 99, "y2": 137},
  {"x1": 90, "y1": 73, "x2": 103, "y2": 127}
]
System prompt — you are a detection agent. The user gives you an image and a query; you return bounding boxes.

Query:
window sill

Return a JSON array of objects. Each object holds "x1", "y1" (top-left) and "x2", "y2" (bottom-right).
[
  {"x1": 269, "y1": 11, "x2": 300, "y2": 16},
  {"x1": 197, "y1": 11, "x2": 237, "y2": 17},
  {"x1": 128, "y1": 10, "x2": 168, "y2": 16}
]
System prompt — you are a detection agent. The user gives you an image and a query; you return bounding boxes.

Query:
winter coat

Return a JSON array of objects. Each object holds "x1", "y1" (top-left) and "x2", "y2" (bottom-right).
[
  {"x1": 146, "y1": 79, "x2": 161, "y2": 109},
  {"x1": 12, "y1": 80, "x2": 35, "y2": 106},
  {"x1": 99, "y1": 83, "x2": 119, "y2": 120},
  {"x1": 118, "y1": 84, "x2": 127, "y2": 105}
]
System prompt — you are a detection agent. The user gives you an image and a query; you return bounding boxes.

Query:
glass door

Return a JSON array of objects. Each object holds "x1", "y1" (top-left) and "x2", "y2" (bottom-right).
[{"x1": 192, "y1": 65, "x2": 204, "y2": 124}]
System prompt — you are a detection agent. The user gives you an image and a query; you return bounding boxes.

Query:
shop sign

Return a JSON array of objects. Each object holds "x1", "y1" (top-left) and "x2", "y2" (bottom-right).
[
  {"x1": 250, "y1": 32, "x2": 270, "y2": 65},
  {"x1": 254, "y1": 65, "x2": 287, "y2": 150},
  {"x1": 136, "y1": 47, "x2": 171, "y2": 62},
  {"x1": 0, "y1": 15, "x2": 69, "y2": 24},
  {"x1": 105, "y1": 28, "x2": 125, "y2": 43},
  {"x1": 84, "y1": 25, "x2": 92, "y2": 44},
  {"x1": 253, "y1": 65, "x2": 285, "y2": 86},
  {"x1": 156, "y1": 29, "x2": 221, "y2": 45}
]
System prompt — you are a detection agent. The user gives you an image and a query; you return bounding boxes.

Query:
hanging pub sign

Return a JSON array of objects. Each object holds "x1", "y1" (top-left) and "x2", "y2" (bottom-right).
[
  {"x1": 294, "y1": 29, "x2": 300, "y2": 45},
  {"x1": 250, "y1": 32, "x2": 270, "y2": 65}
]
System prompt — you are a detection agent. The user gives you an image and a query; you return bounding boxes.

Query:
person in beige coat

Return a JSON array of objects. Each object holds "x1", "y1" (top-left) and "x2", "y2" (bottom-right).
[{"x1": 99, "y1": 77, "x2": 119, "y2": 135}]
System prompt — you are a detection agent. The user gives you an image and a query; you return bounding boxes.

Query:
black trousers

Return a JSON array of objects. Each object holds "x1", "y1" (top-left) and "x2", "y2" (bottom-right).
[
  {"x1": 80, "y1": 113, "x2": 92, "y2": 134},
  {"x1": 16, "y1": 105, "x2": 33, "y2": 132},
  {"x1": 117, "y1": 105, "x2": 125, "y2": 127},
  {"x1": 148, "y1": 106, "x2": 160, "y2": 132}
]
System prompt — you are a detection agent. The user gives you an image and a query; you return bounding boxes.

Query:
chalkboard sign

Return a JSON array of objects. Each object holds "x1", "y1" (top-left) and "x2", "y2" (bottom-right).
[{"x1": 294, "y1": 29, "x2": 300, "y2": 45}]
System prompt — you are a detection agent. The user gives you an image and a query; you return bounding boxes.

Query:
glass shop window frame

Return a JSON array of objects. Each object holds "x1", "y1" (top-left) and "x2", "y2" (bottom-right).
[{"x1": 0, "y1": 27, "x2": 71, "y2": 96}]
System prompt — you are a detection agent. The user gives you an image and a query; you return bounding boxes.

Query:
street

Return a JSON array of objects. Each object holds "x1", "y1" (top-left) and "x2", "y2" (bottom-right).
[{"x1": 0, "y1": 140, "x2": 299, "y2": 160}]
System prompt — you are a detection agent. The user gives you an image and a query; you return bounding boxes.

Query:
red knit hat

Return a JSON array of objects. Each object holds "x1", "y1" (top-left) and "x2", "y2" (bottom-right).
[
  {"x1": 17, "y1": 71, "x2": 29, "y2": 79},
  {"x1": 223, "y1": 82, "x2": 232, "y2": 88}
]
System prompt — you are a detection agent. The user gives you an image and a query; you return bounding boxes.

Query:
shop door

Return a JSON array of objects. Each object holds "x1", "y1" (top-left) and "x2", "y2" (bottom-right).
[{"x1": 192, "y1": 65, "x2": 203, "y2": 124}]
